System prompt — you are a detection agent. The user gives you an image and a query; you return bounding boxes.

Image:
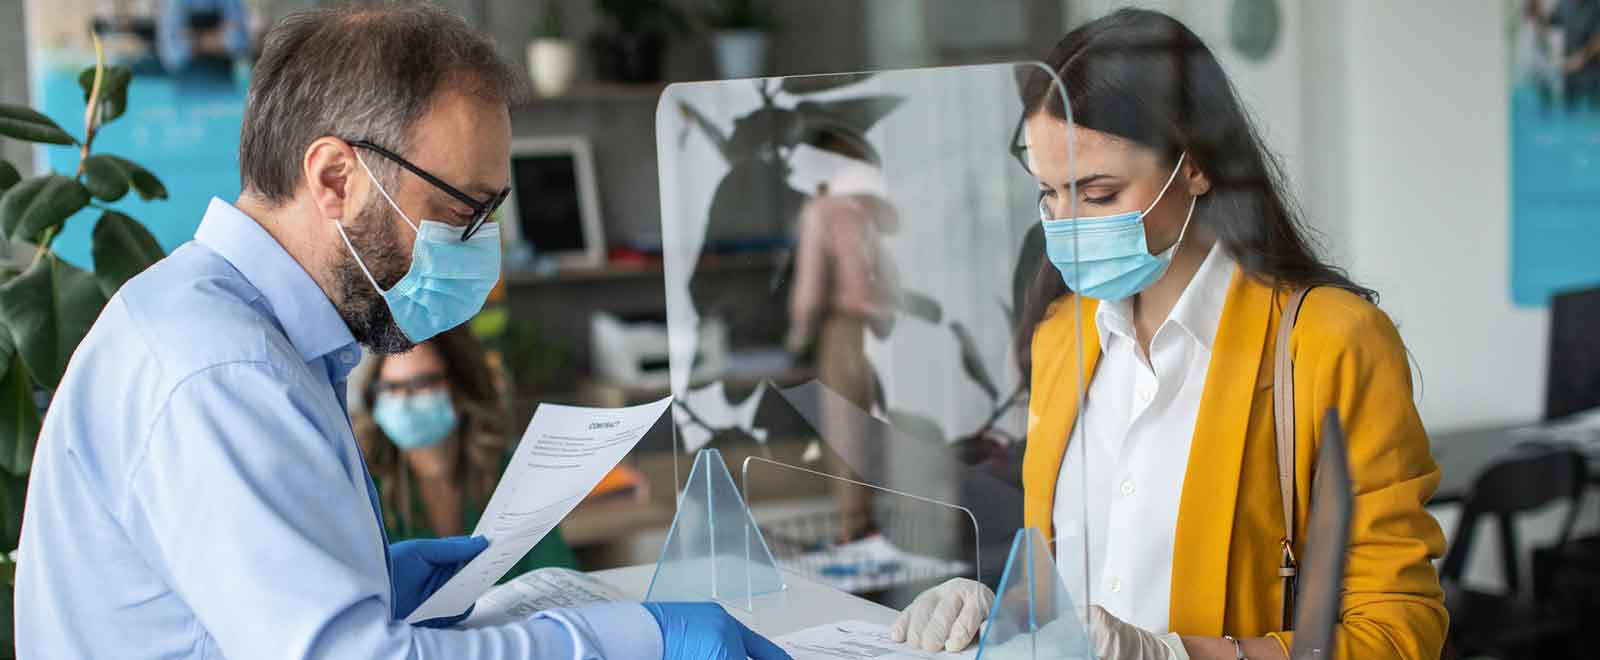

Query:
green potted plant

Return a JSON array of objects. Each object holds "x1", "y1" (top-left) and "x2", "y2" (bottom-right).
[
  {"x1": 590, "y1": 0, "x2": 689, "y2": 83},
  {"x1": 527, "y1": 1, "x2": 578, "y2": 96},
  {"x1": 703, "y1": 0, "x2": 776, "y2": 79},
  {"x1": 0, "y1": 41, "x2": 168, "y2": 655}
]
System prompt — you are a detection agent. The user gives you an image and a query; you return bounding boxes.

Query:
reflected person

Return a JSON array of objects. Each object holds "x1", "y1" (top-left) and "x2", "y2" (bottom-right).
[
  {"x1": 893, "y1": 9, "x2": 1446, "y2": 660},
  {"x1": 16, "y1": 5, "x2": 786, "y2": 659},
  {"x1": 786, "y1": 138, "x2": 901, "y2": 540}
]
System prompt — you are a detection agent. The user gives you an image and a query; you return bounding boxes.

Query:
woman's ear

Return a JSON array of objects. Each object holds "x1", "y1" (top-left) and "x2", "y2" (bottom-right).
[{"x1": 1184, "y1": 157, "x2": 1212, "y2": 197}]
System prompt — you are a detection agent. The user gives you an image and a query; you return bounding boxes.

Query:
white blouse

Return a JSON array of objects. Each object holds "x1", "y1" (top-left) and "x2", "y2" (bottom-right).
[{"x1": 1051, "y1": 243, "x2": 1234, "y2": 634}]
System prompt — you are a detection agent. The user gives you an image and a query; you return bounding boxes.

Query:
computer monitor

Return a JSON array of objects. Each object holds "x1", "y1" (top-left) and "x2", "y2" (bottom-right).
[
  {"x1": 1289, "y1": 409, "x2": 1353, "y2": 660},
  {"x1": 501, "y1": 135, "x2": 606, "y2": 269},
  {"x1": 1546, "y1": 285, "x2": 1600, "y2": 421}
]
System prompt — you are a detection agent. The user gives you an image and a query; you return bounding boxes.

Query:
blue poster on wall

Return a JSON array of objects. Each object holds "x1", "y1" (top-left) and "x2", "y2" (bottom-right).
[
  {"x1": 32, "y1": 60, "x2": 247, "y2": 270},
  {"x1": 26, "y1": 0, "x2": 253, "y2": 271},
  {"x1": 1509, "y1": 0, "x2": 1600, "y2": 307}
]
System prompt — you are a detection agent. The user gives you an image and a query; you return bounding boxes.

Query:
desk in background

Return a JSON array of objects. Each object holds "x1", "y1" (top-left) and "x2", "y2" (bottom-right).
[{"x1": 589, "y1": 564, "x2": 899, "y2": 637}]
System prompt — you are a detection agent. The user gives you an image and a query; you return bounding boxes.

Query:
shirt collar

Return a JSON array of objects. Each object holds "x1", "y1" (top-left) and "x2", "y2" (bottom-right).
[
  {"x1": 1091, "y1": 242, "x2": 1234, "y2": 351},
  {"x1": 193, "y1": 197, "x2": 357, "y2": 365},
  {"x1": 1166, "y1": 242, "x2": 1233, "y2": 349}
]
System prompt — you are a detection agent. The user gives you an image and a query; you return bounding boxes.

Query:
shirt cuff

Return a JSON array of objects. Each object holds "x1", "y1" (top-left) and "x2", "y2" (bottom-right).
[{"x1": 537, "y1": 603, "x2": 663, "y2": 660}]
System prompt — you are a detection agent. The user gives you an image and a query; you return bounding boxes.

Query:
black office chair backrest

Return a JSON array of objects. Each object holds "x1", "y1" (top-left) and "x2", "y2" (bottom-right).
[{"x1": 1439, "y1": 447, "x2": 1588, "y2": 595}]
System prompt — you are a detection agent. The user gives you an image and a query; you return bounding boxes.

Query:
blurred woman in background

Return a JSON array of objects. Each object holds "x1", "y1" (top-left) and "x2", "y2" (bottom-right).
[{"x1": 353, "y1": 325, "x2": 577, "y2": 572}]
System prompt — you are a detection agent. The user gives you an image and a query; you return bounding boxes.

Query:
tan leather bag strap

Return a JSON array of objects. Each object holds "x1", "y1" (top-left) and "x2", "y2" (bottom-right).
[{"x1": 1274, "y1": 286, "x2": 1312, "y2": 630}]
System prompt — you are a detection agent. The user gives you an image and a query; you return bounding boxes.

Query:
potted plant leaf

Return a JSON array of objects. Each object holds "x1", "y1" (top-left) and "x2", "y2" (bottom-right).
[
  {"x1": 0, "y1": 39, "x2": 168, "y2": 656},
  {"x1": 590, "y1": 0, "x2": 689, "y2": 83},
  {"x1": 703, "y1": 0, "x2": 776, "y2": 79},
  {"x1": 527, "y1": 1, "x2": 578, "y2": 96}
]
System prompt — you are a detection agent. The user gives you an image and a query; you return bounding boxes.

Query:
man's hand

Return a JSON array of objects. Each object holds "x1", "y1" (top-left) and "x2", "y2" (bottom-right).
[
  {"x1": 390, "y1": 535, "x2": 487, "y2": 627},
  {"x1": 643, "y1": 602, "x2": 793, "y2": 660}
]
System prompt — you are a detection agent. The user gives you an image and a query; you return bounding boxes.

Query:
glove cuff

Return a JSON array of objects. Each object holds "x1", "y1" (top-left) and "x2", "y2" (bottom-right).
[{"x1": 1156, "y1": 632, "x2": 1191, "y2": 660}]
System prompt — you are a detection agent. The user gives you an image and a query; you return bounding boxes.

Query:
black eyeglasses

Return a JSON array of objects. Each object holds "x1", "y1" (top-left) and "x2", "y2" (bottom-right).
[
  {"x1": 348, "y1": 139, "x2": 509, "y2": 241},
  {"x1": 374, "y1": 372, "x2": 449, "y2": 397}
]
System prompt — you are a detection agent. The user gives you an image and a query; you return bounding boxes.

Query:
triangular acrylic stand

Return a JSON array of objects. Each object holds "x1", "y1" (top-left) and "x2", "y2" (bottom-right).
[
  {"x1": 976, "y1": 527, "x2": 1095, "y2": 660},
  {"x1": 644, "y1": 448, "x2": 787, "y2": 610}
]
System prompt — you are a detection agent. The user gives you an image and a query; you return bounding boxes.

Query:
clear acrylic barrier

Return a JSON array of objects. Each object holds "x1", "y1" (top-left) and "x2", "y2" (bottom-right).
[
  {"x1": 646, "y1": 448, "x2": 786, "y2": 611},
  {"x1": 977, "y1": 528, "x2": 1093, "y2": 660},
  {"x1": 655, "y1": 61, "x2": 1094, "y2": 649},
  {"x1": 740, "y1": 454, "x2": 981, "y2": 610}
]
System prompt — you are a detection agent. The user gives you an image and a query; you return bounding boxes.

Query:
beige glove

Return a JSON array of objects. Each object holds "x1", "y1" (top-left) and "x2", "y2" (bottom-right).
[
  {"x1": 1087, "y1": 605, "x2": 1191, "y2": 660},
  {"x1": 889, "y1": 577, "x2": 995, "y2": 652}
]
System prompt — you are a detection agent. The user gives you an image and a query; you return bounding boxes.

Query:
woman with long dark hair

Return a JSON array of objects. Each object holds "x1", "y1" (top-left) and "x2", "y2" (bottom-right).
[{"x1": 893, "y1": 9, "x2": 1446, "y2": 660}]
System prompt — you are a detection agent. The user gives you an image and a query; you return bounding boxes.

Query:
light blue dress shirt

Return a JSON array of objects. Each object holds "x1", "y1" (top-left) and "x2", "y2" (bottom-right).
[{"x1": 16, "y1": 198, "x2": 663, "y2": 659}]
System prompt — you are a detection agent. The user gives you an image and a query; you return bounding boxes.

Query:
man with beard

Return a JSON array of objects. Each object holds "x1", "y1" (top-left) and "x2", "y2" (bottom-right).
[{"x1": 14, "y1": 5, "x2": 788, "y2": 660}]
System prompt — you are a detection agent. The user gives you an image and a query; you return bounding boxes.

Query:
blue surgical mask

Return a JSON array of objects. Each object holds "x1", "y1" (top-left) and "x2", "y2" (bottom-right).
[
  {"x1": 1040, "y1": 153, "x2": 1197, "y2": 301},
  {"x1": 372, "y1": 390, "x2": 458, "y2": 450},
  {"x1": 337, "y1": 153, "x2": 502, "y2": 344}
]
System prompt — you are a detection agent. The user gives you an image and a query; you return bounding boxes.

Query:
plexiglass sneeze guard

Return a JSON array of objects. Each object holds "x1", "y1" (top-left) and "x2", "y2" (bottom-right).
[{"x1": 653, "y1": 62, "x2": 1096, "y2": 653}]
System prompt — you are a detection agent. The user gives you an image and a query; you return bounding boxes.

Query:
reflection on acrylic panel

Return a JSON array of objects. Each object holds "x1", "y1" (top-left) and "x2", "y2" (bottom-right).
[{"x1": 656, "y1": 63, "x2": 1064, "y2": 485}]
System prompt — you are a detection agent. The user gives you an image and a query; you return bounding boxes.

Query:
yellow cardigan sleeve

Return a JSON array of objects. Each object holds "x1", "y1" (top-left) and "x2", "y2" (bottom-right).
[{"x1": 1266, "y1": 294, "x2": 1449, "y2": 660}]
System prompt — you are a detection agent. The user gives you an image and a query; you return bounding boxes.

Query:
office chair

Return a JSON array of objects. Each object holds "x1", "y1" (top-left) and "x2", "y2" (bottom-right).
[{"x1": 1439, "y1": 447, "x2": 1588, "y2": 658}]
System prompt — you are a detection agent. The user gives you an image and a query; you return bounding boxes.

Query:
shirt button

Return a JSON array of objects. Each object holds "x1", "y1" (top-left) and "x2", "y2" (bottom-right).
[
  {"x1": 1111, "y1": 578, "x2": 1123, "y2": 593},
  {"x1": 1120, "y1": 480, "x2": 1135, "y2": 496},
  {"x1": 1137, "y1": 386, "x2": 1153, "y2": 403}
]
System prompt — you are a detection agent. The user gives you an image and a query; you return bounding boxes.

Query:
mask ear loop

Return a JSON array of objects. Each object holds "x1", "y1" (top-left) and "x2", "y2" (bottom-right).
[
  {"x1": 338, "y1": 150, "x2": 421, "y2": 296},
  {"x1": 1152, "y1": 152, "x2": 1199, "y2": 255},
  {"x1": 333, "y1": 218, "x2": 388, "y2": 295},
  {"x1": 1143, "y1": 151, "x2": 1188, "y2": 216},
  {"x1": 354, "y1": 151, "x2": 421, "y2": 234}
]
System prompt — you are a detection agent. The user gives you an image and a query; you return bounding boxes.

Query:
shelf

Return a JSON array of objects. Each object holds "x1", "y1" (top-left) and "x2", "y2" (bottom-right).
[{"x1": 503, "y1": 252, "x2": 786, "y2": 286}]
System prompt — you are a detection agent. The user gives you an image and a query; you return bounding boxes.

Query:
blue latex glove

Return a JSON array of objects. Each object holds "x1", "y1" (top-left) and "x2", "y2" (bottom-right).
[
  {"x1": 643, "y1": 602, "x2": 793, "y2": 660},
  {"x1": 390, "y1": 535, "x2": 488, "y2": 627}
]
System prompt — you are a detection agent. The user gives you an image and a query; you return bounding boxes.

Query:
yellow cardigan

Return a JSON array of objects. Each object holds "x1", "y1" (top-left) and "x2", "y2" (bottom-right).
[{"x1": 1021, "y1": 268, "x2": 1448, "y2": 660}]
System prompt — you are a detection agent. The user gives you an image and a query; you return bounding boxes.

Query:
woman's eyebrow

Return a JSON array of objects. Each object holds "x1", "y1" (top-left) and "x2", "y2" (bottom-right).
[{"x1": 1068, "y1": 173, "x2": 1117, "y2": 188}]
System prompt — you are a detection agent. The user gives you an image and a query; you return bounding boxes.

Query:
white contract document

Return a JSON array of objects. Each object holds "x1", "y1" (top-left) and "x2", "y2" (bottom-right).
[
  {"x1": 405, "y1": 395, "x2": 672, "y2": 623},
  {"x1": 776, "y1": 621, "x2": 975, "y2": 660},
  {"x1": 461, "y1": 567, "x2": 627, "y2": 628}
]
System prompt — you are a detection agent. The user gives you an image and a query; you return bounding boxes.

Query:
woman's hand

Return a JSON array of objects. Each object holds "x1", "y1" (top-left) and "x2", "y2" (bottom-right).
[
  {"x1": 1090, "y1": 606, "x2": 1290, "y2": 660},
  {"x1": 890, "y1": 577, "x2": 994, "y2": 652},
  {"x1": 1088, "y1": 606, "x2": 1189, "y2": 660}
]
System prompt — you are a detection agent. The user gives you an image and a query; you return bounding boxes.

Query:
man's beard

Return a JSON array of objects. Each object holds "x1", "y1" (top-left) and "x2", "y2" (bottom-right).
[{"x1": 332, "y1": 198, "x2": 414, "y2": 355}]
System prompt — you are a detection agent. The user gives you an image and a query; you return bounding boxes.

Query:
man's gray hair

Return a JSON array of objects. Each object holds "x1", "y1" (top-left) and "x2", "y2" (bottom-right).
[{"x1": 239, "y1": 3, "x2": 523, "y2": 204}]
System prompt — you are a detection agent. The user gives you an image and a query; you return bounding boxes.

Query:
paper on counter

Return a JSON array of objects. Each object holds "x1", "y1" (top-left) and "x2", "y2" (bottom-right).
[
  {"x1": 777, "y1": 621, "x2": 975, "y2": 660},
  {"x1": 461, "y1": 567, "x2": 627, "y2": 628},
  {"x1": 405, "y1": 396, "x2": 672, "y2": 623}
]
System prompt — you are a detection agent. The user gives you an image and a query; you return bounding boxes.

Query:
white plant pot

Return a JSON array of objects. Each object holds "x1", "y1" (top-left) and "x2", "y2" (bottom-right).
[
  {"x1": 712, "y1": 30, "x2": 769, "y2": 80},
  {"x1": 527, "y1": 39, "x2": 578, "y2": 97}
]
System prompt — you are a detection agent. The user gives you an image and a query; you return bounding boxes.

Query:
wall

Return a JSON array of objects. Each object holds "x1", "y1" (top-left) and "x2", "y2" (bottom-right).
[
  {"x1": 1334, "y1": 0, "x2": 1550, "y2": 432},
  {"x1": 1069, "y1": 0, "x2": 1548, "y2": 433}
]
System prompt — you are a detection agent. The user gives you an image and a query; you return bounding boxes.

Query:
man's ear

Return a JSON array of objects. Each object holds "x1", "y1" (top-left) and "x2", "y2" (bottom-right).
[{"x1": 304, "y1": 137, "x2": 361, "y2": 220}]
